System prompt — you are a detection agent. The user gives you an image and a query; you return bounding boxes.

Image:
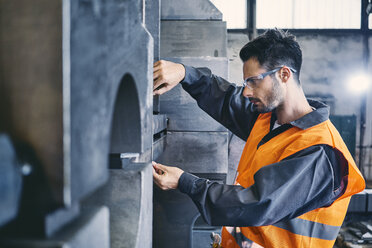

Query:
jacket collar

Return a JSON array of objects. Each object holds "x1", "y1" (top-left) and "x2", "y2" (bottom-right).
[{"x1": 271, "y1": 99, "x2": 330, "y2": 130}]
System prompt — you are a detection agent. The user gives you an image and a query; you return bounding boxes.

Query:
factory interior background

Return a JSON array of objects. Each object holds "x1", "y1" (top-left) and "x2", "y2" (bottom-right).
[{"x1": 1, "y1": 0, "x2": 372, "y2": 247}]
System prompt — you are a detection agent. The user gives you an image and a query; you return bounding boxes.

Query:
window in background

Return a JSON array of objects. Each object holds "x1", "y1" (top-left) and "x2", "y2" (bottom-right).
[
  {"x1": 210, "y1": 0, "x2": 247, "y2": 29},
  {"x1": 257, "y1": 0, "x2": 361, "y2": 29}
]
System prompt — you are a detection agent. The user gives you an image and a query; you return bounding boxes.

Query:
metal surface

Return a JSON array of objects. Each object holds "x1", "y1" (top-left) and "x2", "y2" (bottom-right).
[
  {"x1": 154, "y1": 174, "x2": 225, "y2": 248},
  {"x1": 329, "y1": 115, "x2": 357, "y2": 158},
  {"x1": 0, "y1": 0, "x2": 153, "y2": 207},
  {"x1": 192, "y1": 215, "x2": 221, "y2": 248},
  {"x1": 161, "y1": 21, "x2": 227, "y2": 57},
  {"x1": 0, "y1": 134, "x2": 22, "y2": 227},
  {"x1": 367, "y1": 189, "x2": 372, "y2": 212},
  {"x1": 160, "y1": 84, "x2": 226, "y2": 131},
  {"x1": 55, "y1": 207, "x2": 109, "y2": 248},
  {"x1": 71, "y1": 0, "x2": 154, "y2": 203},
  {"x1": 153, "y1": 135, "x2": 166, "y2": 161},
  {"x1": 348, "y1": 191, "x2": 368, "y2": 213},
  {"x1": 156, "y1": 2, "x2": 229, "y2": 247},
  {"x1": 0, "y1": 0, "x2": 155, "y2": 245},
  {"x1": 109, "y1": 74, "x2": 142, "y2": 154},
  {"x1": 157, "y1": 131, "x2": 228, "y2": 174},
  {"x1": 153, "y1": 114, "x2": 168, "y2": 135},
  {"x1": 84, "y1": 163, "x2": 153, "y2": 248},
  {"x1": 44, "y1": 204, "x2": 80, "y2": 238},
  {"x1": 247, "y1": 0, "x2": 257, "y2": 39},
  {"x1": 159, "y1": 57, "x2": 229, "y2": 132},
  {"x1": 145, "y1": 0, "x2": 161, "y2": 61},
  {"x1": 153, "y1": 187, "x2": 200, "y2": 248},
  {"x1": 0, "y1": 207, "x2": 110, "y2": 248},
  {"x1": 161, "y1": 0, "x2": 222, "y2": 20},
  {"x1": 144, "y1": 0, "x2": 161, "y2": 113}
]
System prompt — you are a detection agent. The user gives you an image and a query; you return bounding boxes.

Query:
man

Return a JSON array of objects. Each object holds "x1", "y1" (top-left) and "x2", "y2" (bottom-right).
[{"x1": 152, "y1": 29, "x2": 365, "y2": 248}]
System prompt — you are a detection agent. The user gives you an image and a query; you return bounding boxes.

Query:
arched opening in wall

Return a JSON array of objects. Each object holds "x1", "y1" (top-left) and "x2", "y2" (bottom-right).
[{"x1": 109, "y1": 74, "x2": 141, "y2": 168}]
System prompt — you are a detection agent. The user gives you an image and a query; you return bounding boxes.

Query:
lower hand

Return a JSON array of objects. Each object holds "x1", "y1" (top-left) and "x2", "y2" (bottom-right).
[{"x1": 152, "y1": 161, "x2": 184, "y2": 190}]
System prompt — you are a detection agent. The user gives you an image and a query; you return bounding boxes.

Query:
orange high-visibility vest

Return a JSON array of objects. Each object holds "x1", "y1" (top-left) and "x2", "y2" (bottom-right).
[{"x1": 221, "y1": 113, "x2": 365, "y2": 248}]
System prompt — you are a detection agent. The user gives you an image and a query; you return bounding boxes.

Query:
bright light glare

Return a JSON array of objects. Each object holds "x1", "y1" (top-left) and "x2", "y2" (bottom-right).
[
  {"x1": 257, "y1": 0, "x2": 361, "y2": 29},
  {"x1": 347, "y1": 73, "x2": 371, "y2": 94},
  {"x1": 210, "y1": 0, "x2": 246, "y2": 29}
]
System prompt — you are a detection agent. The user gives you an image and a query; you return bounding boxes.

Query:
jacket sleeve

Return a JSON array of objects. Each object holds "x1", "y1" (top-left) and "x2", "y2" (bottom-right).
[
  {"x1": 178, "y1": 144, "x2": 348, "y2": 227},
  {"x1": 180, "y1": 65, "x2": 259, "y2": 141}
]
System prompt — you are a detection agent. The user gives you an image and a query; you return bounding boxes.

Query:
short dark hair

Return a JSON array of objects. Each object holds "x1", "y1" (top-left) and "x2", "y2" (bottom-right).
[{"x1": 239, "y1": 29, "x2": 302, "y2": 82}]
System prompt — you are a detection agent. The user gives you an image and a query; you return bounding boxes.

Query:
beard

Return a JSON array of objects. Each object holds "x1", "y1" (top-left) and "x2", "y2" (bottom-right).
[{"x1": 251, "y1": 78, "x2": 284, "y2": 113}]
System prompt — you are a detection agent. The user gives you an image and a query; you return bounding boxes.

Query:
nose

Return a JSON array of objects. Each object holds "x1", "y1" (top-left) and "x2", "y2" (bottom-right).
[{"x1": 242, "y1": 86, "x2": 253, "y2": 98}]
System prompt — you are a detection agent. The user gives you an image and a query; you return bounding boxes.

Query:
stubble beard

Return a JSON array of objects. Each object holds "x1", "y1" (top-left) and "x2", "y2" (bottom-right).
[{"x1": 255, "y1": 78, "x2": 284, "y2": 113}]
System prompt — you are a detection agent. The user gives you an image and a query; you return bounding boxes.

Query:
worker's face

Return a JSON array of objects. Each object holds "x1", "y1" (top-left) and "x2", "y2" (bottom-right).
[{"x1": 242, "y1": 58, "x2": 284, "y2": 113}]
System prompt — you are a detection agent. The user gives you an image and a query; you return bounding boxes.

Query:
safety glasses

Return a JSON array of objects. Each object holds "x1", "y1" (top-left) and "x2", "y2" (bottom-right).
[{"x1": 242, "y1": 66, "x2": 297, "y2": 89}]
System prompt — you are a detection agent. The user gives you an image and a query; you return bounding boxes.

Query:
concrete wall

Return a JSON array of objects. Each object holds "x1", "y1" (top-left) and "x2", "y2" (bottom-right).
[{"x1": 298, "y1": 34, "x2": 364, "y2": 116}]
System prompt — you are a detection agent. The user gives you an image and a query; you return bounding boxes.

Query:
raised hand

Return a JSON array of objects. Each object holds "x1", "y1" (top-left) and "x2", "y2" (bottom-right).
[{"x1": 153, "y1": 60, "x2": 186, "y2": 95}]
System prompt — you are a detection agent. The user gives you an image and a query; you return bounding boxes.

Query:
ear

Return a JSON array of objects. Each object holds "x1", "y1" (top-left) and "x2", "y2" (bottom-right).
[{"x1": 279, "y1": 67, "x2": 291, "y2": 83}]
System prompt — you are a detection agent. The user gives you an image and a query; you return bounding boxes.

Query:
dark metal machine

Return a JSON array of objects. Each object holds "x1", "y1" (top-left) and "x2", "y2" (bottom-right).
[{"x1": 0, "y1": 0, "x2": 157, "y2": 247}]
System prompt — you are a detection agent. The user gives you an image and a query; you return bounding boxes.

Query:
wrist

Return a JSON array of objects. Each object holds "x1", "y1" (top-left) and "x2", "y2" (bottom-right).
[
  {"x1": 178, "y1": 63, "x2": 186, "y2": 83},
  {"x1": 178, "y1": 172, "x2": 199, "y2": 194}
]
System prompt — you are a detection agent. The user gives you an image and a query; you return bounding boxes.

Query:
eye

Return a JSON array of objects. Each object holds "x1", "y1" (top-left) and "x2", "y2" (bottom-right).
[{"x1": 247, "y1": 78, "x2": 258, "y2": 85}]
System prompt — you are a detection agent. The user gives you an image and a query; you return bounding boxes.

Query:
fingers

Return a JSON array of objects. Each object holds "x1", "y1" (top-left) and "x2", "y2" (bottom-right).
[
  {"x1": 152, "y1": 161, "x2": 166, "y2": 175},
  {"x1": 152, "y1": 161, "x2": 183, "y2": 190},
  {"x1": 153, "y1": 65, "x2": 165, "y2": 93},
  {"x1": 153, "y1": 85, "x2": 169, "y2": 96},
  {"x1": 153, "y1": 60, "x2": 162, "y2": 67},
  {"x1": 152, "y1": 167, "x2": 163, "y2": 188},
  {"x1": 152, "y1": 166, "x2": 161, "y2": 180},
  {"x1": 152, "y1": 161, "x2": 166, "y2": 171},
  {"x1": 152, "y1": 162, "x2": 168, "y2": 190},
  {"x1": 153, "y1": 77, "x2": 164, "y2": 90},
  {"x1": 153, "y1": 60, "x2": 184, "y2": 96},
  {"x1": 153, "y1": 60, "x2": 164, "y2": 72},
  {"x1": 153, "y1": 70, "x2": 161, "y2": 81}
]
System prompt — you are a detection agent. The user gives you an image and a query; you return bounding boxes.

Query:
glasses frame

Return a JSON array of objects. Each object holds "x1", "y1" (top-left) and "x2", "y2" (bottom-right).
[{"x1": 242, "y1": 66, "x2": 297, "y2": 89}]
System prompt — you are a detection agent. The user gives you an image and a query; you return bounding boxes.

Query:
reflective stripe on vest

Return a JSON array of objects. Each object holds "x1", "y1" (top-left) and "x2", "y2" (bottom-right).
[{"x1": 272, "y1": 217, "x2": 340, "y2": 241}]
